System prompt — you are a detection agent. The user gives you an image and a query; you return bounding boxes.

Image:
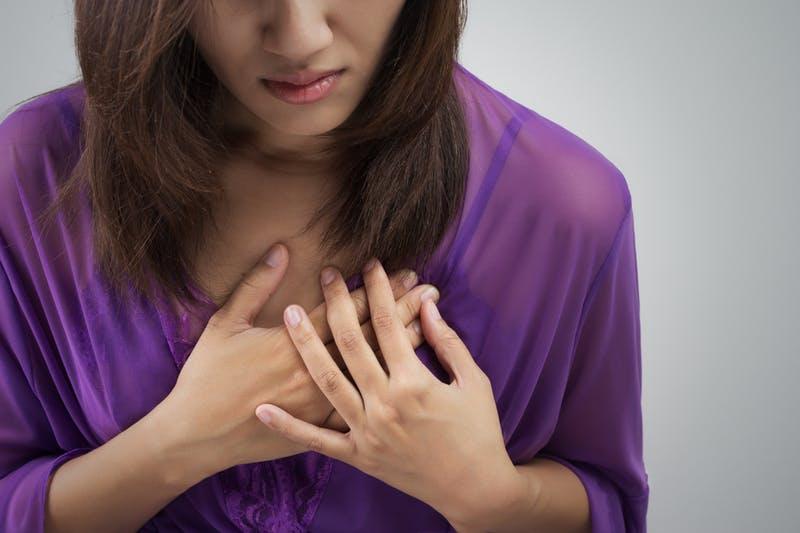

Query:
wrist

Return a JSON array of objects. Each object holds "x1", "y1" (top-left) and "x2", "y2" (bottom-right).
[
  {"x1": 141, "y1": 397, "x2": 222, "y2": 491},
  {"x1": 446, "y1": 465, "x2": 534, "y2": 532}
]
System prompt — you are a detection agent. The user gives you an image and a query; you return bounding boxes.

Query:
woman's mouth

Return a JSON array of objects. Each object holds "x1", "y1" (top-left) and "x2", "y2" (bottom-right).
[{"x1": 261, "y1": 69, "x2": 346, "y2": 105}]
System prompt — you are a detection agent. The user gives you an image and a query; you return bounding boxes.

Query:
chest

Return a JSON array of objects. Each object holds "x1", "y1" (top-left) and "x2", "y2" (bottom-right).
[
  {"x1": 187, "y1": 157, "x2": 362, "y2": 328},
  {"x1": 188, "y1": 219, "x2": 358, "y2": 330},
  {"x1": 166, "y1": 154, "x2": 352, "y2": 326}
]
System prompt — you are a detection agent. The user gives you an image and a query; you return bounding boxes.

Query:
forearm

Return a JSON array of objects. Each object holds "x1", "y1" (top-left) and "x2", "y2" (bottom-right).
[
  {"x1": 44, "y1": 401, "x2": 211, "y2": 533},
  {"x1": 454, "y1": 457, "x2": 590, "y2": 533}
]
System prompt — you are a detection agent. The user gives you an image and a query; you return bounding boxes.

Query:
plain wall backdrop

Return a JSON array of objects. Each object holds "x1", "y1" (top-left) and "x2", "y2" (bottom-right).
[{"x1": 2, "y1": 1, "x2": 798, "y2": 531}]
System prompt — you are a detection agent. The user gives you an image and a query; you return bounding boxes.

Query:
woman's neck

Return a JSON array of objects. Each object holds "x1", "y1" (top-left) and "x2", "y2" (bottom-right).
[{"x1": 216, "y1": 88, "x2": 340, "y2": 177}]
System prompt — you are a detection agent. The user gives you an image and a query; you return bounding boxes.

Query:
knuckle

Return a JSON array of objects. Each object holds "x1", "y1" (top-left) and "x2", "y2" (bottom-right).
[
  {"x1": 363, "y1": 428, "x2": 386, "y2": 452},
  {"x1": 371, "y1": 307, "x2": 395, "y2": 332},
  {"x1": 439, "y1": 327, "x2": 461, "y2": 349},
  {"x1": 239, "y1": 275, "x2": 261, "y2": 292},
  {"x1": 306, "y1": 435, "x2": 324, "y2": 452},
  {"x1": 336, "y1": 327, "x2": 363, "y2": 353},
  {"x1": 316, "y1": 369, "x2": 341, "y2": 395},
  {"x1": 395, "y1": 378, "x2": 426, "y2": 401},
  {"x1": 376, "y1": 403, "x2": 402, "y2": 425},
  {"x1": 294, "y1": 328, "x2": 315, "y2": 348}
]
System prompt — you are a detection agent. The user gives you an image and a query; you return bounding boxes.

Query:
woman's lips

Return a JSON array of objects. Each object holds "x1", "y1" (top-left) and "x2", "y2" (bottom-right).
[
  {"x1": 263, "y1": 68, "x2": 344, "y2": 86},
  {"x1": 261, "y1": 69, "x2": 345, "y2": 105}
]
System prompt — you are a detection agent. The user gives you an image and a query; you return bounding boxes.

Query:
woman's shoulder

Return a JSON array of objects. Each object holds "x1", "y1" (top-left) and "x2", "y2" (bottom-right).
[
  {"x1": 0, "y1": 82, "x2": 91, "y2": 298},
  {"x1": 0, "y1": 80, "x2": 84, "y2": 178},
  {"x1": 0, "y1": 81, "x2": 86, "y2": 240},
  {"x1": 0, "y1": 80, "x2": 83, "y2": 153},
  {"x1": 453, "y1": 63, "x2": 632, "y2": 262}
]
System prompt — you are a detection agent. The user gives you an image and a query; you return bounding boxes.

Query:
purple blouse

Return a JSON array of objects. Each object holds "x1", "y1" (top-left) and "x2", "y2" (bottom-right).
[{"x1": 0, "y1": 62, "x2": 649, "y2": 532}]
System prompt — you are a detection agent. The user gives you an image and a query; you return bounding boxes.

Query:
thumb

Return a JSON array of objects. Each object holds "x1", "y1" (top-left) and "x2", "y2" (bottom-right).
[{"x1": 218, "y1": 243, "x2": 289, "y2": 326}]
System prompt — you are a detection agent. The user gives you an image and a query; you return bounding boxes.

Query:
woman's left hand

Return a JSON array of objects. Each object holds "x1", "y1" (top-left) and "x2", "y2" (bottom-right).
[{"x1": 254, "y1": 257, "x2": 526, "y2": 526}]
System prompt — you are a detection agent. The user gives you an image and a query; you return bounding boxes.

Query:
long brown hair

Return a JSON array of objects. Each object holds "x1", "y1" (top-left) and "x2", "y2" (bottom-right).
[{"x1": 26, "y1": 0, "x2": 470, "y2": 308}]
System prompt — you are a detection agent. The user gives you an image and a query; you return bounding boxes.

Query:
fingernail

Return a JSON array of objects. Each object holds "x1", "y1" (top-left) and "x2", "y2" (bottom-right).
[
  {"x1": 420, "y1": 286, "x2": 438, "y2": 302},
  {"x1": 411, "y1": 320, "x2": 422, "y2": 335},
  {"x1": 285, "y1": 305, "x2": 302, "y2": 327},
  {"x1": 321, "y1": 267, "x2": 336, "y2": 286},
  {"x1": 363, "y1": 257, "x2": 378, "y2": 272},
  {"x1": 256, "y1": 405, "x2": 274, "y2": 424},
  {"x1": 264, "y1": 245, "x2": 283, "y2": 267}
]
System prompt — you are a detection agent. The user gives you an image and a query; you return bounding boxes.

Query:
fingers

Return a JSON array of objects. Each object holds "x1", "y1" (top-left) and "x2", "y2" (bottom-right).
[
  {"x1": 282, "y1": 303, "x2": 365, "y2": 427},
  {"x1": 319, "y1": 267, "x2": 388, "y2": 397},
  {"x1": 360, "y1": 258, "x2": 423, "y2": 377},
  {"x1": 361, "y1": 284, "x2": 438, "y2": 356},
  {"x1": 256, "y1": 403, "x2": 354, "y2": 462},
  {"x1": 213, "y1": 244, "x2": 288, "y2": 329},
  {"x1": 306, "y1": 268, "x2": 418, "y2": 345},
  {"x1": 327, "y1": 318, "x2": 423, "y2": 381},
  {"x1": 325, "y1": 281, "x2": 438, "y2": 371}
]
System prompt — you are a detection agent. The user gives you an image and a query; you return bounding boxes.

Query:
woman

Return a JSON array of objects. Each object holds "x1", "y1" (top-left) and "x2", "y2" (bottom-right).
[{"x1": 0, "y1": 1, "x2": 649, "y2": 532}]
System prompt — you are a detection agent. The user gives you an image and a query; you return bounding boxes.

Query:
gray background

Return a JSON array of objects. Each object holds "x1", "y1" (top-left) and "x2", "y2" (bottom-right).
[{"x1": 2, "y1": 1, "x2": 798, "y2": 531}]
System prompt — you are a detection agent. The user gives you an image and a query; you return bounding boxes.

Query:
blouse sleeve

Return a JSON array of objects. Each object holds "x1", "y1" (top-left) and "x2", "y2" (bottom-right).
[
  {"x1": 0, "y1": 262, "x2": 92, "y2": 532},
  {"x1": 536, "y1": 207, "x2": 649, "y2": 532}
]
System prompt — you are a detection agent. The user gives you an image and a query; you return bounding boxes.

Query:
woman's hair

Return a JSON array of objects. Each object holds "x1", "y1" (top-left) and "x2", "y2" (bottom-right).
[{"x1": 28, "y1": 0, "x2": 470, "y2": 308}]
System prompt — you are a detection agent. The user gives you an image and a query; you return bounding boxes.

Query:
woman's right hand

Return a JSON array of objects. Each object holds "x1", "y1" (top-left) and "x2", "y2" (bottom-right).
[{"x1": 151, "y1": 244, "x2": 439, "y2": 481}]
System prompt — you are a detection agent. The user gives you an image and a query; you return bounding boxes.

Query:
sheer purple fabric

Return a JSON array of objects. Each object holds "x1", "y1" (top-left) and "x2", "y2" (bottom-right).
[{"x1": 0, "y1": 62, "x2": 649, "y2": 532}]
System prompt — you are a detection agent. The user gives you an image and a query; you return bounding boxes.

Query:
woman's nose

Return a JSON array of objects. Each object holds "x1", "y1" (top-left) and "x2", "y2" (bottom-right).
[{"x1": 261, "y1": 1, "x2": 333, "y2": 64}]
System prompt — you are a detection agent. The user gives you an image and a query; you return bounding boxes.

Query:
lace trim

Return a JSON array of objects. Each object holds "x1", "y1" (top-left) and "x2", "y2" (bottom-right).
[{"x1": 220, "y1": 453, "x2": 334, "y2": 532}]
